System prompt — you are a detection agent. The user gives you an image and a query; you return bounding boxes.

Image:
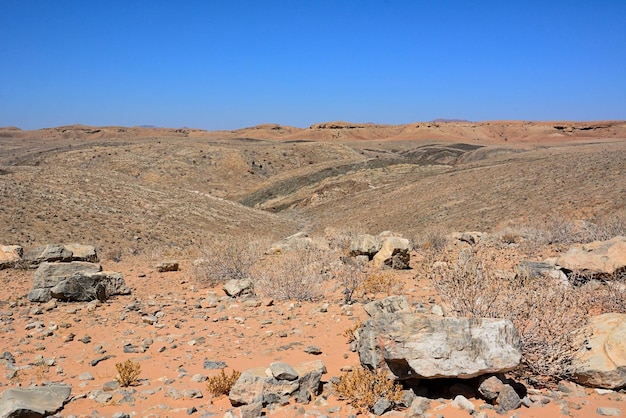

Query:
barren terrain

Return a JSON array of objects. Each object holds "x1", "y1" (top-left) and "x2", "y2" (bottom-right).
[{"x1": 1, "y1": 120, "x2": 625, "y2": 417}]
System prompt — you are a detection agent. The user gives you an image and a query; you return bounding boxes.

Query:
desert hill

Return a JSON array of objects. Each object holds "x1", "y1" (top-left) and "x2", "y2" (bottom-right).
[{"x1": 0, "y1": 120, "x2": 625, "y2": 257}]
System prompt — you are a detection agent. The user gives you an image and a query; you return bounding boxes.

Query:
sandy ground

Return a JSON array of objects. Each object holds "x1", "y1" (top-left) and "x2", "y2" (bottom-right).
[{"x1": 2, "y1": 256, "x2": 626, "y2": 418}]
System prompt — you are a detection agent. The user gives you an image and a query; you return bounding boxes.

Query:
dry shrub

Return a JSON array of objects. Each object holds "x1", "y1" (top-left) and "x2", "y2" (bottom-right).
[
  {"x1": 192, "y1": 236, "x2": 266, "y2": 286},
  {"x1": 206, "y1": 369, "x2": 241, "y2": 397},
  {"x1": 115, "y1": 359, "x2": 141, "y2": 387},
  {"x1": 335, "y1": 367, "x2": 403, "y2": 413},
  {"x1": 416, "y1": 227, "x2": 450, "y2": 254},
  {"x1": 356, "y1": 270, "x2": 401, "y2": 299},
  {"x1": 593, "y1": 211, "x2": 626, "y2": 241},
  {"x1": 253, "y1": 247, "x2": 332, "y2": 301},
  {"x1": 343, "y1": 323, "x2": 361, "y2": 343},
  {"x1": 337, "y1": 256, "x2": 368, "y2": 303},
  {"x1": 428, "y1": 246, "x2": 591, "y2": 385}
]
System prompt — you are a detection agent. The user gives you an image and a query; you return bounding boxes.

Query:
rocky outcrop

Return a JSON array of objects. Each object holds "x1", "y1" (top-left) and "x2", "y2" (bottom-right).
[
  {"x1": 229, "y1": 360, "x2": 326, "y2": 407},
  {"x1": 349, "y1": 234, "x2": 382, "y2": 258},
  {"x1": 223, "y1": 279, "x2": 254, "y2": 299},
  {"x1": 0, "y1": 245, "x2": 22, "y2": 270},
  {"x1": 571, "y1": 313, "x2": 626, "y2": 389},
  {"x1": 28, "y1": 261, "x2": 129, "y2": 302},
  {"x1": 22, "y1": 244, "x2": 98, "y2": 268},
  {"x1": 556, "y1": 236, "x2": 626, "y2": 279},
  {"x1": 357, "y1": 311, "x2": 521, "y2": 380},
  {"x1": 372, "y1": 237, "x2": 411, "y2": 269},
  {"x1": 0, "y1": 384, "x2": 71, "y2": 418}
]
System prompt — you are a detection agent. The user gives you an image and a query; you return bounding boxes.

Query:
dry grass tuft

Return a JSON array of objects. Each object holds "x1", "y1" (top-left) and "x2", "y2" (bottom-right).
[
  {"x1": 356, "y1": 270, "x2": 401, "y2": 299},
  {"x1": 253, "y1": 247, "x2": 333, "y2": 301},
  {"x1": 115, "y1": 359, "x2": 141, "y2": 387},
  {"x1": 335, "y1": 367, "x2": 403, "y2": 413},
  {"x1": 192, "y1": 236, "x2": 266, "y2": 286},
  {"x1": 206, "y1": 369, "x2": 241, "y2": 397}
]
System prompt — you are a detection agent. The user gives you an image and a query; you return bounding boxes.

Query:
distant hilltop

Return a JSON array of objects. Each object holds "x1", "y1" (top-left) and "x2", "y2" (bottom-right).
[{"x1": 1, "y1": 120, "x2": 625, "y2": 144}]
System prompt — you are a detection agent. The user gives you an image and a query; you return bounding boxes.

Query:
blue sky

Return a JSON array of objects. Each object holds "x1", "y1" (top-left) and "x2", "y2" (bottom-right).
[{"x1": 1, "y1": 1, "x2": 625, "y2": 130}]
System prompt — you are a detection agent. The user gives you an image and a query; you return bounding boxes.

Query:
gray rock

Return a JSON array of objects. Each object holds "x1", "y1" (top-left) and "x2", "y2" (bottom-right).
[
  {"x1": 0, "y1": 384, "x2": 71, "y2": 417},
  {"x1": 452, "y1": 395, "x2": 475, "y2": 413},
  {"x1": 269, "y1": 362, "x2": 299, "y2": 381},
  {"x1": 597, "y1": 407, "x2": 622, "y2": 416},
  {"x1": 372, "y1": 397, "x2": 392, "y2": 415},
  {"x1": 203, "y1": 360, "x2": 227, "y2": 369},
  {"x1": 357, "y1": 312, "x2": 521, "y2": 379},
  {"x1": 363, "y1": 296, "x2": 410, "y2": 317},
  {"x1": 23, "y1": 244, "x2": 73, "y2": 266},
  {"x1": 349, "y1": 234, "x2": 382, "y2": 258},
  {"x1": 49, "y1": 271, "x2": 130, "y2": 302},
  {"x1": 229, "y1": 360, "x2": 325, "y2": 407},
  {"x1": 224, "y1": 402, "x2": 263, "y2": 418},
  {"x1": 496, "y1": 385, "x2": 521, "y2": 412},
  {"x1": 223, "y1": 279, "x2": 254, "y2": 298},
  {"x1": 33, "y1": 261, "x2": 102, "y2": 293},
  {"x1": 304, "y1": 345, "x2": 322, "y2": 355},
  {"x1": 406, "y1": 396, "x2": 431, "y2": 417}
]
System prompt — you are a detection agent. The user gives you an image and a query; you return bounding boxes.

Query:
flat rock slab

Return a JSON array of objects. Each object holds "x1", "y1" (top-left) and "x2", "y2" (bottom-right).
[
  {"x1": 0, "y1": 384, "x2": 71, "y2": 418},
  {"x1": 0, "y1": 245, "x2": 23, "y2": 269},
  {"x1": 556, "y1": 236, "x2": 626, "y2": 277},
  {"x1": 358, "y1": 312, "x2": 521, "y2": 379},
  {"x1": 572, "y1": 313, "x2": 626, "y2": 389}
]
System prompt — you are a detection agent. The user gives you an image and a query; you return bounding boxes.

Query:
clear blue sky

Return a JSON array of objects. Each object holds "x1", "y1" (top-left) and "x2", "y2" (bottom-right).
[{"x1": 1, "y1": 1, "x2": 625, "y2": 130}]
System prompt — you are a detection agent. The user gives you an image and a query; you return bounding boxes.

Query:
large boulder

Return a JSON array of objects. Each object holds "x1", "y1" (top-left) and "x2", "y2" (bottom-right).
[
  {"x1": 571, "y1": 313, "x2": 626, "y2": 389},
  {"x1": 357, "y1": 312, "x2": 521, "y2": 380},
  {"x1": 372, "y1": 237, "x2": 411, "y2": 269},
  {"x1": 28, "y1": 261, "x2": 129, "y2": 302},
  {"x1": 349, "y1": 234, "x2": 383, "y2": 258},
  {"x1": 229, "y1": 360, "x2": 326, "y2": 407},
  {"x1": 0, "y1": 245, "x2": 23, "y2": 270},
  {"x1": 0, "y1": 384, "x2": 71, "y2": 418},
  {"x1": 50, "y1": 271, "x2": 130, "y2": 302},
  {"x1": 22, "y1": 244, "x2": 98, "y2": 268},
  {"x1": 556, "y1": 236, "x2": 626, "y2": 278}
]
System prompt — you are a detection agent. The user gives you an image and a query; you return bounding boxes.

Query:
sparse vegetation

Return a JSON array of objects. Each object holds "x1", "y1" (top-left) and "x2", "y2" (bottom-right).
[
  {"x1": 115, "y1": 359, "x2": 141, "y2": 387},
  {"x1": 253, "y1": 247, "x2": 332, "y2": 301},
  {"x1": 192, "y1": 237, "x2": 266, "y2": 286},
  {"x1": 428, "y1": 245, "x2": 591, "y2": 385},
  {"x1": 335, "y1": 367, "x2": 403, "y2": 413},
  {"x1": 206, "y1": 369, "x2": 241, "y2": 397}
]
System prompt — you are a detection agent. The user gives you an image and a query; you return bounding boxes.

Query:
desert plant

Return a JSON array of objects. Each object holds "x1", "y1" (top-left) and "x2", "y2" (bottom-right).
[
  {"x1": 416, "y1": 227, "x2": 449, "y2": 254},
  {"x1": 115, "y1": 359, "x2": 141, "y2": 387},
  {"x1": 355, "y1": 270, "x2": 401, "y2": 298},
  {"x1": 428, "y1": 245, "x2": 593, "y2": 386},
  {"x1": 192, "y1": 237, "x2": 265, "y2": 286},
  {"x1": 206, "y1": 369, "x2": 241, "y2": 397},
  {"x1": 337, "y1": 256, "x2": 368, "y2": 304},
  {"x1": 343, "y1": 323, "x2": 361, "y2": 343},
  {"x1": 253, "y1": 247, "x2": 332, "y2": 301},
  {"x1": 334, "y1": 367, "x2": 403, "y2": 413}
]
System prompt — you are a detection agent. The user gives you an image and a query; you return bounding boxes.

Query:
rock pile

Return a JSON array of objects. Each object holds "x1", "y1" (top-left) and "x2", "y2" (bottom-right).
[{"x1": 349, "y1": 232, "x2": 411, "y2": 269}]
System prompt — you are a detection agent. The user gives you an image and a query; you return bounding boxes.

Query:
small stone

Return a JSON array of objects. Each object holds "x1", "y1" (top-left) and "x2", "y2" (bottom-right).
[
  {"x1": 79, "y1": 335, "x2": 91, "y2": 344},
  {"x1": 156, "y1": 260, "x2": 179, "y2": 272},
  {"x1": 142, "y1": 315, "x2": 157, "y2": 325},
  {"x1": 304, "y1": 345, "x2": 322, "y2": 355},
  {"x1": 79, "y1": 371, "x2": 94, "y2": 381},
  {"x1": 191, "y1": 374, "x2": 207, "y2": 382},
  {"x1": 103, "y1": 381, "x2": 120, "y2": 391},
  {"x1": 203, "y1": 360, "x2": 227, "y2": 369},
  {"x1": 372, "y1": 398, "x2": 391, "y2": 415},
  {"x1": 94, "y1": 392, "x2": 113, "y2": 403},
  {"x1": 269, "y1": 362, "x2": 299, "y2": 381},
  {"x1": 452, "y1": 395, "x2": 475, "y2": 413},
  {"x1": 597, "y1": 407, "x2": 621, "y2": 416},
  {"x1": 497, "y1": 385, "x2": 521, "y2": 412}
]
